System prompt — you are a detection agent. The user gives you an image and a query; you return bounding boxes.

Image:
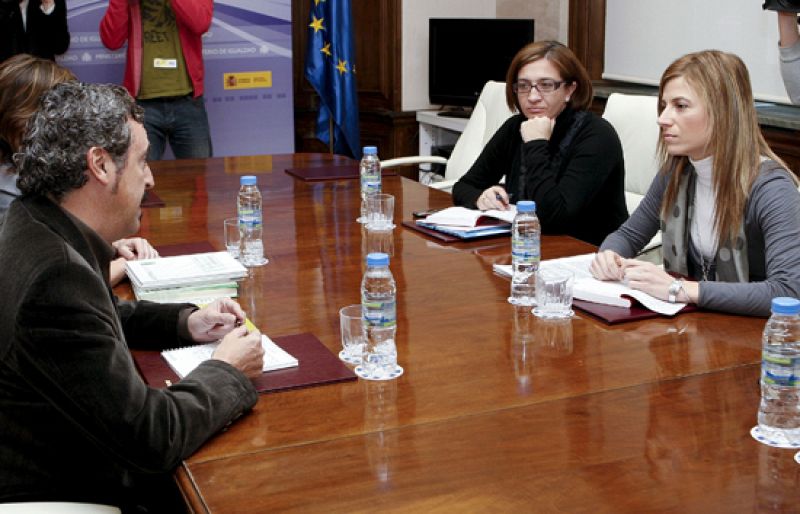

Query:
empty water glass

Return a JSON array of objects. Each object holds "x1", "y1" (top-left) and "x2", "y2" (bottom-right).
[
  {"x1": 223, "y1": 218, "x2": 240, "y2": 259},
  {"x1": 339, "y1": 305, "x2": 366, "y2": 365},
  {"x1": 364, "y1": 193, "x2": 395, "y2": 231},
  {"x1": 533, "y1": 268, "x2": 574, "y2": 319}
]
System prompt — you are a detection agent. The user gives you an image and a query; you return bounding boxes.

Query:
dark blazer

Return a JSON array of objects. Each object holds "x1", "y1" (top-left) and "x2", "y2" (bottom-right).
[
  {"x1": 0, "y1": 0, "x2": 70, "y2": 62},
  {"x1": 0, "y1": 195, "x2": 257, "y2": 508}
]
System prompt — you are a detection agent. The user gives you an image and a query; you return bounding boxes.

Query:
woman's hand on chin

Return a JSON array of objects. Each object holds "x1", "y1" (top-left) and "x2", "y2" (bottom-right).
[{"x1": 520, "y1": 116, "x2": 555, "y2": 142}]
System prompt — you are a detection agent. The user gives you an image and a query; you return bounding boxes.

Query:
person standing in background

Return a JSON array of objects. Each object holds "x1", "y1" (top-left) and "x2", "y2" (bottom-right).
[
  {"x1": 771, "y1": 2, "x2": 800, "y2": 103},
  {"x1": 0, "y1": 0, "x2": 69, "y2": 63},
  {"x1": 100, "y1": 0, "x2": 213, "y2": 161}
]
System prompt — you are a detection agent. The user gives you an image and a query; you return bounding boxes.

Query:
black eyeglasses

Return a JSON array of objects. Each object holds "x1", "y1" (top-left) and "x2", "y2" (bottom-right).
[{"x1": 512, "y1": 79, "x2": 565, "y2": 95}]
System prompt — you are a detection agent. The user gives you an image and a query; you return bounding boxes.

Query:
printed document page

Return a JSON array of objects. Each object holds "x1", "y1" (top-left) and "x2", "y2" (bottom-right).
[{"x1": 126, "y1": 252, "x2": 247, "y2": 290}]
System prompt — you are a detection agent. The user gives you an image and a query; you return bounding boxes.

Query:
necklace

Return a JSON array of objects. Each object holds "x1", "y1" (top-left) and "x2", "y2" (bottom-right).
[
  {"x1": 692, "y1": 204, "x2": 717, "y2": 282},
  {"x1": 692, "y1": 223, "x2": 716, "y2": 282},
  {"x1": 698, "y1": 253, "x2": 713, "y2": 282}
]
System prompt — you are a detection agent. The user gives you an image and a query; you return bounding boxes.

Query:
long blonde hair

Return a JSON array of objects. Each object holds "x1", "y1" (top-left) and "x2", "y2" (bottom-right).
[{"x1": 657, "y1": 50, "x2": 788, "y2": 243}]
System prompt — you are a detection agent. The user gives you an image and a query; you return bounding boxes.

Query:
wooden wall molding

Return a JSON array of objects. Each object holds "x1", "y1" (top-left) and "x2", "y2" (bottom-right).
[{"x1": 292, "y1": 0, "x2": 414, "y2": 160}]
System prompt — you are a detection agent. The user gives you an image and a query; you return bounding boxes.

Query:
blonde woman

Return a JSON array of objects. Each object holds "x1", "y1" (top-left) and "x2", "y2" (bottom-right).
[{"x1": 591, "y1": 50, "x2": 800, "y2": 316}]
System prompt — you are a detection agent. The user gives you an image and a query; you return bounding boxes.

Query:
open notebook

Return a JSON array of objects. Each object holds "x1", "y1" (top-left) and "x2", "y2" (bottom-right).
[
  {"x1": 411, "y1": 206, "x2": 516, "y2": 240},
  {"x1": 494, "y1": 253, "x2": 687, "y2": 317},
  {"x1": 162, "y1": 334, "x2": 298, "y2": 378}
]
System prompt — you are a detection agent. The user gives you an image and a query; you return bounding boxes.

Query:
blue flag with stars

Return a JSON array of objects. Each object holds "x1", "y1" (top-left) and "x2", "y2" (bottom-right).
[{"x1": 305, "y1": 0, "x2": 361, "y2": 159}]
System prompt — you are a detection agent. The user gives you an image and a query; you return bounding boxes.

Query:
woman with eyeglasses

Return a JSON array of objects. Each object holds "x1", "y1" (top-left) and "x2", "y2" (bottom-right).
[
  {"x1": 591, "y1": 50, "x2": 800, "y2": 316},
  {"x1": 452, "y1": 40, "x2": 627, "y2": 246}
]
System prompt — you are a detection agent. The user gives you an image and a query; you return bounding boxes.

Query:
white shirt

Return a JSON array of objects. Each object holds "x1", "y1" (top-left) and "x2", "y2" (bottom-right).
[{"x1": 689, "y1": 155, "x2": 718, "y2": 259}]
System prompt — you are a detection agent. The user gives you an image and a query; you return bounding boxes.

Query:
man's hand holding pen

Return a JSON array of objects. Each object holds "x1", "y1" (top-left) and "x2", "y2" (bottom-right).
[{"x1": 187, "y1": 298, "x2": 265, "y2": 380}]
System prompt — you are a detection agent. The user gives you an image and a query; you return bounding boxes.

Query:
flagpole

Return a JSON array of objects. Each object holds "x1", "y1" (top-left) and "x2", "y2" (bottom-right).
[{"x1": 328, "y1": 118, "x2": 334, "y2": 154}]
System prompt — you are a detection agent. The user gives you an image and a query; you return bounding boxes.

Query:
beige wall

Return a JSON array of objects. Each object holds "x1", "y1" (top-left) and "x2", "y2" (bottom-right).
[
  {"x1": 401, "y1": 0, "x2": 569, "y2": 111},
  {"x1": 496, "y1": 0, "x2": 568, "y2": 43}
]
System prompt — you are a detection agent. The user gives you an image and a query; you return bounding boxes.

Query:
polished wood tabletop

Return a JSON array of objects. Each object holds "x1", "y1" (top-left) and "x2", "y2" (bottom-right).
[{"x1": 130, "y1": 154, "x2": 798, "y2": 513}]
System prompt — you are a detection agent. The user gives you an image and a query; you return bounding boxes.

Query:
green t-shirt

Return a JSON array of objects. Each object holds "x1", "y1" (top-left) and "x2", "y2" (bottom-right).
[{"x1": 138, "y1": 0, "x2": 193, "y2": 100}]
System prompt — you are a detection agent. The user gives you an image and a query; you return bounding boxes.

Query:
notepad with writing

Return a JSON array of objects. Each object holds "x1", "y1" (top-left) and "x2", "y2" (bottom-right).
[{"x1": 162, "y1": 335, "x2": 298, "y2": 378}]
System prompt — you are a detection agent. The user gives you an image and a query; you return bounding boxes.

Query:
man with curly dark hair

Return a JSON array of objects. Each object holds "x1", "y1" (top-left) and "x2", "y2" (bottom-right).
[{"x1": 0, "y1": 81, "x2": 265, "y2": 513}]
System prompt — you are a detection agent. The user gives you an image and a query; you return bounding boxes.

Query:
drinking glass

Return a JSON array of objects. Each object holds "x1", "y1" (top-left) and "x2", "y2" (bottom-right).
[
  {"x1": 339, "y1": 305, "x2": 366, "y2": 365},
  {"x1": 364, "y1": 194, "x2": 395, "y2": 231},
  {"x1": 533, "y1": 268, "x2": 574, "y2": 319},
  {"x1": 223, "y1": 218, "x2": 240, "y2": 259}
]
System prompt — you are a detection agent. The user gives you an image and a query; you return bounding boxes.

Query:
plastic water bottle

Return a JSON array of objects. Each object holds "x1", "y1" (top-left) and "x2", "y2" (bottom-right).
[
  {"x1": 758, "y1": 297, "x2": 800, "y2": 445},
  {"x1": 509, "y1": 200, "x2": 540, "y2": 306},
  {"x1": 359, "y1": 146, "x2": 381, "y2": 222},
  {"x1": 237, "y1": 175, "x2": 267, "y2": 267},
  {"x1": 361, "y1": 252, "x2": 397, "y2": 378}
]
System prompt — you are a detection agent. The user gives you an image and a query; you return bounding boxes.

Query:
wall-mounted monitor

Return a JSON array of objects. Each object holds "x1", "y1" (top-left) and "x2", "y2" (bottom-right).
[{"x1": 429, "y1": 18, "x2": 535, "y2": 109}]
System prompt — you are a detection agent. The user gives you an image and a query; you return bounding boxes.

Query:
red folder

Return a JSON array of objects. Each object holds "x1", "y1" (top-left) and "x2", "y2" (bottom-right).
[
  {"x1": 132, "y1": 332, "x2": 357, "y2": 393},
  {"x1": 285, "y1": 165, "x2": 396, "y2": 182},
  {"x1": 572, "y1": 298, "x2": 697, "y2": 325}
]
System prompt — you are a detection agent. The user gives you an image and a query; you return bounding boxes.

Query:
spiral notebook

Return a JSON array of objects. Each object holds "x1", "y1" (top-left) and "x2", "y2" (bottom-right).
[{"x1": 162, "y1": 334, "x2": 298, "y2": 378}]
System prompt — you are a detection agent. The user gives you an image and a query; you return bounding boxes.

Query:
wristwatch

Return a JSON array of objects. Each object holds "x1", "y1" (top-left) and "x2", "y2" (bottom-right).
[{"x1": 668, "y1": 280, "x2": 683, "y2": 304}]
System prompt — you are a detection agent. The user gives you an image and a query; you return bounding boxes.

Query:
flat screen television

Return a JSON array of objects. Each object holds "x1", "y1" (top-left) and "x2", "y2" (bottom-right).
[{"x1": 429, "y1": 18, "x2": 535, "y2": 109}]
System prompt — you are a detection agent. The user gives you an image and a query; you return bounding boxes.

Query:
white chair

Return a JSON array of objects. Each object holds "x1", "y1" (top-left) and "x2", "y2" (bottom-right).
[
  {"x1": 0, "y1": 503, "x2": 120, "y2": 513},
  {"x1": 601, "y1": 92, "x2": 662, "y2": 252},
  {"x1": 382, "y1": 80, "x2": 515, "y2": 193}
]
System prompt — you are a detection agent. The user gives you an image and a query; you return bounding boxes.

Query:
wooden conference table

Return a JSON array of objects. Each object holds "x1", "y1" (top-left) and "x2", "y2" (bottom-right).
[{"x1": 125, "y1": 153, "x2": 798, "y2": 513}]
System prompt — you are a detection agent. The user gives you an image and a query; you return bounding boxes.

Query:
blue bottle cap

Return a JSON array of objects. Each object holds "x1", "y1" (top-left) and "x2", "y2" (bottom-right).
[
  {"x1": 363, "y1": 146, "x2": 378, "y2": 155},
  {"x1": 517, "y1": 200, "x2": 536, "y2": 213},
  {"x1": 771, "y1": 297, "x2": 800, "y2": 315},
  {"x1": 366, "y1": 252, "x2": 389, "y2": 266},
  {"x1": 240, "y1": 175, "x2": 257, "y2": 186}
]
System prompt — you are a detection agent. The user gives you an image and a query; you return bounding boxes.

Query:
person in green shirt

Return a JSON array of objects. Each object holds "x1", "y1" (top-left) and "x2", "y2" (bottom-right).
[{"x1": 100, "y1": 0, "x2": 214, "y2": 161}]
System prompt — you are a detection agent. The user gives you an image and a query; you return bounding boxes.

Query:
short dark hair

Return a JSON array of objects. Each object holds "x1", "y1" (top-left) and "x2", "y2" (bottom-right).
[
  {"x1": 16, "y1": 82, "x2": 144, "y2": 201},
  {"x1": 504, "y1": 41, "x2": 593, "y2": 113}
]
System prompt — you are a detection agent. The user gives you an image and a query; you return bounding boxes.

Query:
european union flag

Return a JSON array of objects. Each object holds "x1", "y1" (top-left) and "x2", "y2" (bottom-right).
[{"x1": 304, "y1": 0, "x2": 361, "y2": 159}]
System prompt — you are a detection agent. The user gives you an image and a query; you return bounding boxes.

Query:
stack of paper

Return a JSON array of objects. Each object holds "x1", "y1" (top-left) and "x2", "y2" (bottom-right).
[
  {"x1": 415, "y1": 206, "x2": 517, "y2": 239},
  {"x1": 126, "y1": 252, "x2": 248, "y2": 304}
]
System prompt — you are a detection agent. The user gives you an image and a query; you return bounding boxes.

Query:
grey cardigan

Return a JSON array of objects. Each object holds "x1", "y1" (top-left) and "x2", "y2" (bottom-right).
[{"x1": 600, "y1": 161, "x2": 800, "y2": 316}]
